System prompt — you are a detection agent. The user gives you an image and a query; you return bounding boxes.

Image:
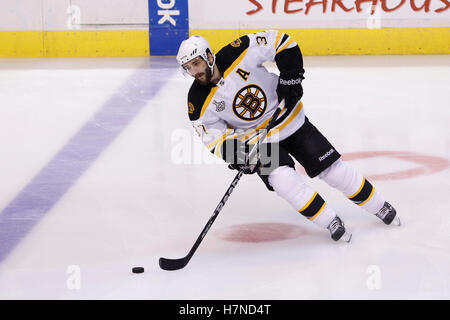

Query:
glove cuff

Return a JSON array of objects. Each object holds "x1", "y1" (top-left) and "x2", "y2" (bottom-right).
[{"x1": 280, "y1": 68, "x2": 305, "y2": 80}]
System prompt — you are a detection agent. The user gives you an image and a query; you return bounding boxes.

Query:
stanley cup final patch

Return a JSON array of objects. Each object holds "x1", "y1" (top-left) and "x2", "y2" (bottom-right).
[{"x1": 213, "y1": 100, "x2": 226, "y2": 112}]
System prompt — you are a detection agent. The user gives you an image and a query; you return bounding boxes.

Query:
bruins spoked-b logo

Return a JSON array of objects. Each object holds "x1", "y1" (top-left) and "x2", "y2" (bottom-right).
[{"x1": 232, "y1": 85, "x2": 267, "y2": 121}]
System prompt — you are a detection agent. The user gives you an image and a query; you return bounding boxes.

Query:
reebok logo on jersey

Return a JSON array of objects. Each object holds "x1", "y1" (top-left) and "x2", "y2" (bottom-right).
[
  {"x1": 319, "y1": 149, "x2": 335, "y2": 162},
  {"x1": 279, "y1": 78, "x2": 302, "y2": 86}
]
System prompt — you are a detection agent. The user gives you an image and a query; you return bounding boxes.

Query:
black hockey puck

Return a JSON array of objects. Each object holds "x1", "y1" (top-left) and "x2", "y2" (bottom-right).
[{"x1": 132, "y1": 267, "x2": 144, "y2": 274}]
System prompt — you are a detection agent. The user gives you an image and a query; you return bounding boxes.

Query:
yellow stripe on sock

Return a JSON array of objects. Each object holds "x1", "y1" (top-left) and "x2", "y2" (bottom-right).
[
  {"x1": 298, "y1": 192, "x2": 317, "y2": 213},
  {"x1": 348, "y1": 178, "x2": 365, "y2": 199},
  {"x1": 358, "y1": 187, "x2": 375, "y2": 206},
  {"x1": 308, "y1": 202, "x2": 326, "y2": 221}
]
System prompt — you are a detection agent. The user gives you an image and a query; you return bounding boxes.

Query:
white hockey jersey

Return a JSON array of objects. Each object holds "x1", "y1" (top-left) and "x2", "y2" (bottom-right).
[{"x1": 187, "y1": 30, "x2": 306, "y2": 160}]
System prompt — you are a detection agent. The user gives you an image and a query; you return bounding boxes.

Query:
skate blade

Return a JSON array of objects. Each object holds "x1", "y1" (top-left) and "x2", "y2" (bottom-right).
[
  {"x1": 392, "y1": 216, "x2": 401, "y2": 227},
  {"x1": 341, "y1": 232, "x2": 352, "y2": 243}
]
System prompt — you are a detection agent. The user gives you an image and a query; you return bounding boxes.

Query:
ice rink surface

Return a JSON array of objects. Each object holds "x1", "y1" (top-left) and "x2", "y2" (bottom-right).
[{"x1": 0, "y1": 55, "x2": 449, "y2": 299}]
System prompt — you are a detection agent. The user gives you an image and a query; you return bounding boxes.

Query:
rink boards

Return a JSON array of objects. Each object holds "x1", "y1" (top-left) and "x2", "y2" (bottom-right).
[{"x1": 0, "y1": 0, "x2": 449, "y2": 57}]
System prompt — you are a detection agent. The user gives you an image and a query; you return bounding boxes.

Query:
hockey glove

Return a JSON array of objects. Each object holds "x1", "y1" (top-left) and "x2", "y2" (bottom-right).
[
  {"x1": 228, "y1": 152, "x2": 261, "y2": 174},
  {"x1": 277, "y1": 69, "x2": 304, "y2": 111},
  {"x1": 224, "y1": 140, "x2": 261, "y2": 175}
]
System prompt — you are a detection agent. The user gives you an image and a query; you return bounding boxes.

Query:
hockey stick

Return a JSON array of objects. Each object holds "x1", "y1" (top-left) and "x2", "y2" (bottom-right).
[{"x1": 159, "y1": 100, "x2": 286, "y2": 271}]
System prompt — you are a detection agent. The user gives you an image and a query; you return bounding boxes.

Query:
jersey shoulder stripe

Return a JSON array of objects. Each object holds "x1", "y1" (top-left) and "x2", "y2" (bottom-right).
[
  {"x1": 215, "y1": 35, "x2": 250, "y2": 76},
  {"x1": 187, "y1": 81, "x2": 215, "y2": 121}
]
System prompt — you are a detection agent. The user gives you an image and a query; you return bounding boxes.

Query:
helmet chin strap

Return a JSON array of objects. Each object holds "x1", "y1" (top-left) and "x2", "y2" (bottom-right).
[
  {"x1": 206, "y1": 50, "x2": 216, "y2": 78},
  {"x1": 208, "y1": 63, "x2": 214, "y2": 78}
]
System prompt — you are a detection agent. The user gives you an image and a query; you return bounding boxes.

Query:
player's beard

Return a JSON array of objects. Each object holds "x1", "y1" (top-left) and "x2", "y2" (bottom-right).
[{"x1": 194, "y1": 65, "x2": 212, "y2": 86}]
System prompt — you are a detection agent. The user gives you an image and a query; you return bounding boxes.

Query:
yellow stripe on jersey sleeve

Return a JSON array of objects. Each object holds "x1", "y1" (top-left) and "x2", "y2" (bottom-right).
[
  {"x1": 276, "y1": 38, "x2": 295, "y2": 54},
  {"x1": 248, "y1": 102, "x2": 303, "y2": 145},
  {"x1": 274, "y1": 32, "x2": 283, "y2": 51},
  {"x1": 245, "y1": 106, "x2": 290, "y2": 140},
  {"x1": 214, "y1": 136, "x2": 235, "y2": 159},
  {"x1": 268, "y1": 101, "x2": 303, "y2": 137},
  {"x1": 206, "y1": 129, "x2": 234, "y2": 151}
]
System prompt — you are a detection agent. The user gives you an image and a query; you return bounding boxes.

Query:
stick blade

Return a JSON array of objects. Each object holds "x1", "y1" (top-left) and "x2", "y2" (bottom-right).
[{"x1": 159, "y1": 257, "x2": 189, "y2": 271}]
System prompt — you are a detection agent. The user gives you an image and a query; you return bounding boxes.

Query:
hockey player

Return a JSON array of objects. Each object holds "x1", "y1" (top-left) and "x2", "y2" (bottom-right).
[{"x1": 176, "y1": 30, "x2": 399, "y2": 242}]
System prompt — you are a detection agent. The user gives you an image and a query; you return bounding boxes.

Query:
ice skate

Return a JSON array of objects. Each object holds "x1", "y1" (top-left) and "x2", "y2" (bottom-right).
[
  {"x1": 327, "y1": 216, "x2": 352, "y2": 242},
  {"x1": 376, "y1": 202, "x2": 401, "y2": 226}
]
